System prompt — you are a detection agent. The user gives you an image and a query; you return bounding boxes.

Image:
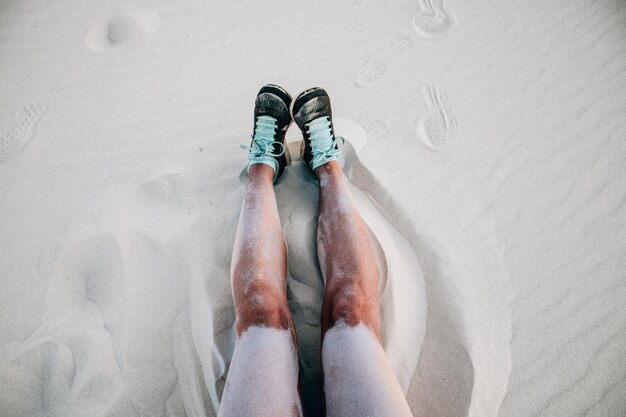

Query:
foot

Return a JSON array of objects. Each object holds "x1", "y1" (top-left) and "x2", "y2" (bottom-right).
[
  {"x1": 291, "y1": 87, "x2": 344, "y2": 171},
  {"x1": 243, "y1": 84, "x2": 293, "y2": 183}
]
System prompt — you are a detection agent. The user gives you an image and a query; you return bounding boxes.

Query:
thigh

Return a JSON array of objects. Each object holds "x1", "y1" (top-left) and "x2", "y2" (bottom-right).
[
  {"x1": 322, "y1": 323, "x2": 413, "y2": 417},
  {"x1": 218, "y1": 326, "x2": 302, "y2": 417}
]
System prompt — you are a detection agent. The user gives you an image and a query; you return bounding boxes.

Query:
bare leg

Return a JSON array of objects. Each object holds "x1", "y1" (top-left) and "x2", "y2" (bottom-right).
[
  {"x1": 317, "y1": 162, "x2": 413, "y2": 417},
  {"x1": 218, "y1": 164, "x2": 302, "y2": 417}
]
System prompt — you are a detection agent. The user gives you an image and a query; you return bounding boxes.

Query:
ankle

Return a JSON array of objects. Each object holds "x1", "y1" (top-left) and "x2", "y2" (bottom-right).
[
  {"x1": 248, "y1": 163, "x2": 276, "y2": 184},
  {"x1": 314, "y1": 161, "x2": 342, "y2": 182}
]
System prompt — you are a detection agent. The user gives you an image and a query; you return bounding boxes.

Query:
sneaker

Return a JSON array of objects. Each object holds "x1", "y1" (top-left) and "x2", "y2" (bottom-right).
[
  {"x1": 242, "y1": 84, "x2": 292, "y2": 182},
  {"x1": 291, "y1": 87, "x2": 344, "y2": 171}
]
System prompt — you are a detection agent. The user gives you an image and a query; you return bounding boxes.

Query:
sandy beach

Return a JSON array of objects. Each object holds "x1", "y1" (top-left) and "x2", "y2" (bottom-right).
[{"x1": 1, "y1": 0, "x2": 625, "y2": 416}]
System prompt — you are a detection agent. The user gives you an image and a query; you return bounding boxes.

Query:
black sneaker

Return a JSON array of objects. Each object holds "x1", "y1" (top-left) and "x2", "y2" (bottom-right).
[
  {"x1": 243, "y1": 84, "x2": 292, "y2": 182},
  {"x1": 291, "y1": 87, "x2": 343, "y2": 171}
]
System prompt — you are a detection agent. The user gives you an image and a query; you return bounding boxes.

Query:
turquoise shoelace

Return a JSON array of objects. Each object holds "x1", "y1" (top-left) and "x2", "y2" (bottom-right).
[
  {"x1": 240, "y1": 115, "x2": 285, "y2": 182},
  {"x1": 241, "y1": 115, "x2": 285, "y2": 159},
  {"x1": 306, "y1": 116, "x2": 344, "y2": 170}
]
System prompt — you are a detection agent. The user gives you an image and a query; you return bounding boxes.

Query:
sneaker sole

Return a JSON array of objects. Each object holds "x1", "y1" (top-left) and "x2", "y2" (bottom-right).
[{"x1": 261, "y1": 83, "x2": 293, "y2": 106}]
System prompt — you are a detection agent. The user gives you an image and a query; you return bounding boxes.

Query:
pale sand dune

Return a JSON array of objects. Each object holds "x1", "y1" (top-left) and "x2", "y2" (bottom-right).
[{"x1": 1, "y1": 0, "x2": 625, "y2": 416}]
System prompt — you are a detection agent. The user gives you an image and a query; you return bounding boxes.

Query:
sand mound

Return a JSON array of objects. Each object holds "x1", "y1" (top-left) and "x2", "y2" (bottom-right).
[
  {"x1": 0, "y1": 121, "x2": 512, "y2": 416},
  {"x1": 84, "y1": 9, "x2": 161, "y2": 52},
  {"x1": 2, "y1": 0, "x2": 625, "y2": 415}
]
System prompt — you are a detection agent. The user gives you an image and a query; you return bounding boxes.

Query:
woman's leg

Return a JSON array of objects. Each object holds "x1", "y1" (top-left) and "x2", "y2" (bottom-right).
[
  {"x1": 316, "y1": 162, "x2": 413, "y2": 417},
  {"x1": 218, "y1": 164, "x2": 302, "y2": 417}
]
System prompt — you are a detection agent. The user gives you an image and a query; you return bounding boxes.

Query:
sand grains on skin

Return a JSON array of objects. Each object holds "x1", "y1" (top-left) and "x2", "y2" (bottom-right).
[
  {"x1": 323, "y1": 322, "x2": 414, "y2": 417},
  {"x1": 218, "y1": 326, "x2": 302, "y2": 417}
]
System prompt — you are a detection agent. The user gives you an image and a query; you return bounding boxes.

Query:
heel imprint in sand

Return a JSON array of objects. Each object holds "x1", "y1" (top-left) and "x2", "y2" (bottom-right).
[
  {"x1": 412, "y1": 0, "x2": 456, "y2": 39},
  {"x1": 417, "y1": 84, "x2": 457, "y2": 151},
  {"x1": 85, "y1": 9, "x2": 160, "y2": 52},
  {"x1": 0, "y1": 103, "x2": 47, "y2": 164},
  {"x1": 354, "y1": 34, "x2": 412, "y2": 87}
]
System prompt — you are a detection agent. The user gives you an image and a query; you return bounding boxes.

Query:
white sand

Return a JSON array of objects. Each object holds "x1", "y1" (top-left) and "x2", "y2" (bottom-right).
[
  {"x1": 323, "y1": 322, "x2": 413, "y2": 417},
  {"x1": 1, "y1": 0, "x2": 625, "y2": 416},
  {"x1": 217, "y1": 326, "x2": 301, "y2": 417}
]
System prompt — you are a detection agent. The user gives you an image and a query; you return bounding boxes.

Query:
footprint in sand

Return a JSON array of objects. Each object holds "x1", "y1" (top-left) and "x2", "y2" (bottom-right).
[
  {"x1": 412, "y1": 0, "x2": 456, "y2": 39},
  {"x1": 417, "y1": 84, "x2": 457, "y2": 151},
  {"x1": 362, "y1": 119, "x2": 389, "y2": 143},
  {"x1": 84, "y1": 9, "x2": 160, "y2": 52},
  {"x1": 354, "y1": 34, "x2": 412, "y2": 87},
  {"x1": 0, "y1": 103, "x2": 47, "y2": 164},
  {"x1": 138, "y1": 173, "x2": 189, "y2": 208}
]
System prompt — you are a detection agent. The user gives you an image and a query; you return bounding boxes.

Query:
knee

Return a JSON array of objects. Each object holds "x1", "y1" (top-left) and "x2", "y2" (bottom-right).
[
  {"x1": 235, "y1": 281, "x2": 291, "y2": 335},
  {"x1": 324, "y1": 284, "x2": 372, "y2": 327}
]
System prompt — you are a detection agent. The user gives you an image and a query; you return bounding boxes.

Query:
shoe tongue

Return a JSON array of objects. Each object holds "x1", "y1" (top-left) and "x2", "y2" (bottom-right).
[
  {"x1": 307, "y1": 116, "x2": 331, "y2": 132},
  {"x1": 308, "y1": 117, "x2": 335, "y2": 149},
  {"x1": 253, "y1": 116, "x2": 278, "y2": 144}
]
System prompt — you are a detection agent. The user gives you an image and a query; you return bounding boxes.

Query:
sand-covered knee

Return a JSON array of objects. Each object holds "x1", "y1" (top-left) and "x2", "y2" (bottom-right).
[
  {"x1": 219, "y1": 326, "x2": 301, "y2": 417},
  {"x1": 322, "y1": 323, "x2": 413, "y2": 417}
]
